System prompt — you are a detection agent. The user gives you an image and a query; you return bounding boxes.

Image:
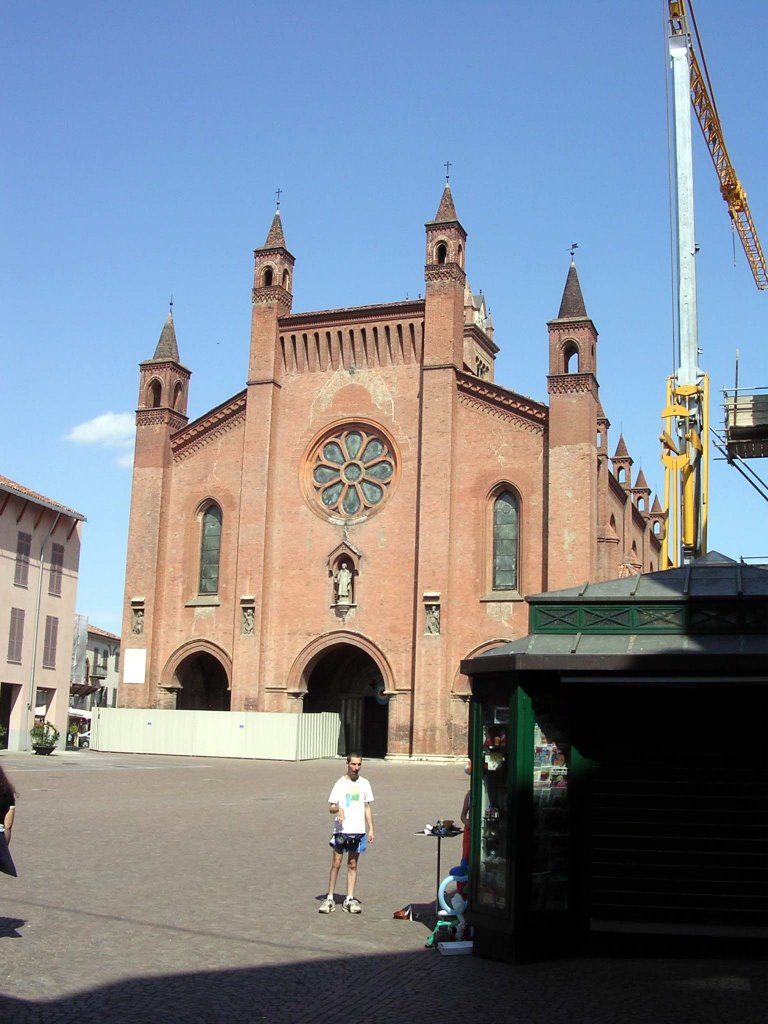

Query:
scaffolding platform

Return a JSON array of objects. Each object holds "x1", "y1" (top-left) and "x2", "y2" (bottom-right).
[{"x1": 723, "y1": 391, "x2": 768, "y2": 460}]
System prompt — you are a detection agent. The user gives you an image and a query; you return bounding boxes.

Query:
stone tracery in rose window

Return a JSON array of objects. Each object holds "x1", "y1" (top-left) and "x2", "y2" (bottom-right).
[{"x1": 311, "y1": 427, "x2": 395, "y2": 518}]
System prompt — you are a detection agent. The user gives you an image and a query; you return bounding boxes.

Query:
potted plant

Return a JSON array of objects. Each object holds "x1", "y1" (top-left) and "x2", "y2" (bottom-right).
[{"x1": 30, "y1": 720, "x2": 60, "y2": 755}]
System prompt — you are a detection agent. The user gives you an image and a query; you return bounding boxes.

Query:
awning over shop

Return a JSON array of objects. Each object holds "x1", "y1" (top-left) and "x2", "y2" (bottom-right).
[
  {"x1": 70, "y1": 681, "x2": 102, "y2": 698},
  {"x1": 67, "y1": 708, "x2": 92, "y2": 720}
]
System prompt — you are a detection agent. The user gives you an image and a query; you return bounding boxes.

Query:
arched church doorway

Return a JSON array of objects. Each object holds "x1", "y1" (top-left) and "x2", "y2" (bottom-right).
[
  {"x1": 174, "y1": 652, "x2": 231, "y2": 711},
  {"x1": 304, "y1": 644, "x2": 389, "y2": 758}
]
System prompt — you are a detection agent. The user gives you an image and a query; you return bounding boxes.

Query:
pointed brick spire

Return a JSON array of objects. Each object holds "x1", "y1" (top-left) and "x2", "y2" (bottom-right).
[
  {"x1": 634, "y1": 468, "x2": 650, "y2": 489},
  {"x1": 434, "y1": 182, "x2": 458, "y2": 223},
  {"x1": 557, "y1": 261, "x2": 588, "y2": 319},
  {"x1": 264, "y1": 209, "x2": 286, "y2": 248},
  {"x1": 613, "y1": 433, "x2": 630, "y2": 459},
  {"x1": 651, "y1": 495, "x2": 663, "y2": 514},
  {"x1": 153, "y1": 312, "x2": 179, "y2": 361}
]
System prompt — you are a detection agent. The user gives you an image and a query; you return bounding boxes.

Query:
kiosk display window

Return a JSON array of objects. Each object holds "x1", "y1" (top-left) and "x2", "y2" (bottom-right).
[
  {"x1": 531, "y1": 724, "x2": 569, "y2": 912},
  {"x1": 476, "y1": 704, "x2": 509, "y2": 912}
]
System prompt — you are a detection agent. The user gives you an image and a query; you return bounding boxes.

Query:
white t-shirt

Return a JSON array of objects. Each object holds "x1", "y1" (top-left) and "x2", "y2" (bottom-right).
[{"x1": 328, "y1": 775, "x2": 373, "y2": 835}]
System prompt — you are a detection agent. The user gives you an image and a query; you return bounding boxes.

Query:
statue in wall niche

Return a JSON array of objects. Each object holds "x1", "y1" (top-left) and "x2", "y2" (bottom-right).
[
  {"x1": 334, "y1": 561, "x2": 353, "y2": 605},
  {"x1": 242, "y1": 606, "x2": 255, "y2": 636},
  {"x1": 425, "y1": 604, "x2": 440, "y2": 635},
  {"x1": 132, "y1": 607, "x2": 144, "y2": 635}
]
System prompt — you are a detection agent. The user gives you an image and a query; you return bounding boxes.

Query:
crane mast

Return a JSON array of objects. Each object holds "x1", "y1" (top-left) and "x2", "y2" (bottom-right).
[{"x1": 662, "y1": 0, "x2": 709, "y2": 567}]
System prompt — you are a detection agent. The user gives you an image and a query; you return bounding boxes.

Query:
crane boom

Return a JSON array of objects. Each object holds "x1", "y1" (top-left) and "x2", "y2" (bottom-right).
[{"x1": 668, "y1": 0, "x2": 768, "y2": 290}]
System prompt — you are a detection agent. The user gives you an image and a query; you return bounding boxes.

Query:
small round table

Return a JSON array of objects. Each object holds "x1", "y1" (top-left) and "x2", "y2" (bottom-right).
[{"x1": 415, "y1": 827, "x2": 463, "y2": 911}]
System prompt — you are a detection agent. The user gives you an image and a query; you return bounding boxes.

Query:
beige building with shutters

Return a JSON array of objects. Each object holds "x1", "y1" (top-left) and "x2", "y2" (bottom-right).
[{"x1": 0, "y1": 475, "x2": 85, "y2": 750}]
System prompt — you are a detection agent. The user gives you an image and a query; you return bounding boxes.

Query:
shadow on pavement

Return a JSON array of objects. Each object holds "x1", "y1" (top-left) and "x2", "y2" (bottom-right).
[
  {"x1": 0, "y1": 916, "x2": 25, "y2": 938},
  {"x1": 0, "y1": 947, "x2": 765, "y2": 1024}
]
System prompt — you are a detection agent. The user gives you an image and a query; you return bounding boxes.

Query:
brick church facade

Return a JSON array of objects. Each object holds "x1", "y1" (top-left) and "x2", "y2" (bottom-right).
[{"x1": 118, "y1": 184, "x2": 661, "y2": 757}]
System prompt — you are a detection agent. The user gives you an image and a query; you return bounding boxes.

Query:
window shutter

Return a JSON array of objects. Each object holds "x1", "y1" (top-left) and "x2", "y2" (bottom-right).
[
  {"x1": 14, "y1": 532, "x2": 31, "y2": 586},
  {"x1": 49, "y1": 542, "x2": 64, "y2": 596},
  {"x1": 43, "y1": 615, "x2": 59, "y2": 669},
  {"x1": 7, "y1": 608, "x2": 24, "y2": 662}
]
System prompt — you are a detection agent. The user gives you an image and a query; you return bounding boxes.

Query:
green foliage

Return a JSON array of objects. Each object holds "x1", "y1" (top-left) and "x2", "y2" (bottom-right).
[{"x1": 30, "y1": 720, "x2": 60, "y2": 747}]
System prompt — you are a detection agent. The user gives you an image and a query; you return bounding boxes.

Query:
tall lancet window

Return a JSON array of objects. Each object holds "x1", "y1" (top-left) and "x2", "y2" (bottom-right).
[
  {"x1": 493, "y1": 491, "x2": 519, "y2": 591},
  {"x1": 199, "y1": 504, "x2": 222, "y2": 594}
]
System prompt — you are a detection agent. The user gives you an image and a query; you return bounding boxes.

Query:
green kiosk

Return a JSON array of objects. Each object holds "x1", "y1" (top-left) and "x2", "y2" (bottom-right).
[{"x1": 461, "y1": 553, "x2": 768, "y2": 963}]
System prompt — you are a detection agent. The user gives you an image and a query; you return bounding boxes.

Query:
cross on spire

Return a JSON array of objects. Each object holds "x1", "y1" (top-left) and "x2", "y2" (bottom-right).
[
  {"x1": 275, "y1": 187, "x2": 282, "y2": 209},
  {"x1": 169, "y1": 293, "x2": 174, "y2": 315},
  {"x1": 569, "y1": 241, "x2": 579, "y2": 262},
  {"x1": 444, "y1": 160, "x2": 451, "y2": 182}
]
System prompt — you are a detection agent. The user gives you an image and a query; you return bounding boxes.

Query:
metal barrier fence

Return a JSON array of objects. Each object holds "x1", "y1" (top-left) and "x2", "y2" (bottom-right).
[{"x1": 90, "y1": 707, "x2": 342, "y2": 761}]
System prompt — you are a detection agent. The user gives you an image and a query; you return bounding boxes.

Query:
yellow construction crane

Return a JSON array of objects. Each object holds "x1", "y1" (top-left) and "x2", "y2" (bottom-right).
[
  {"x1": 668, "y1": 0, "x2": 768, "y2": 291},
  {"x1": 661, "y1": 0, "x2": 766, "y2": 569}
]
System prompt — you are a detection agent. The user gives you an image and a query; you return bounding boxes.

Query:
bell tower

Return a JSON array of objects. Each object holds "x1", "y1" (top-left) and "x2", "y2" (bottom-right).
[
  {"x1": 121, "y1": 310, "x2": 190, "y2": 708},
  {"x1": 234, "y1": 207, "x2": 295, "y2": 708},
  {"x1": 411, "y1": 179, "x2": 468, "y2": 753},
  {"x1": 249, "y1": 208, "x2": 294, "y2": 381},
  {"x1": 137, "y1": 311, "x2": 190, "y2": 417},
  {"x1": 423, "y1": 181, "x2": 466, "y2": 367},
  {"x1": 546, "y1": 259, "x2": 600, "y2": 590},
  {"x1": 548, "y1": 260, "x2": 597, "y2": 378}
]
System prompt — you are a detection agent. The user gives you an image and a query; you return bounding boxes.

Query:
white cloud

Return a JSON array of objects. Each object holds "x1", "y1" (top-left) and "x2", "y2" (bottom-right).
[
  {"x1": 66, "y1": 412, "x2": 135, "y2": 468},
  {"x1": 66, "y1": 412, "x2": 135, "y2": 448}
]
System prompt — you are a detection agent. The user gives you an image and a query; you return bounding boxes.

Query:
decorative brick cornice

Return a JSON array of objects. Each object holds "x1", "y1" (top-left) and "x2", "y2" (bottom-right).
[
  {"x1": 280, "y1": 300, "x2": 424, "y2": 330},
  {"x1": 547, "y1": 316, "x2": 596, "y2": 331},
  {"x1": 425, "y1": 219, "x2": 467, "y2": 240},
  {"x1": 458, "y1": 394, "x2": 545, "y2": 432},
  {"x1": 255, "y1": 246, "x2": 295, "y2": 264},
  {"x1": 171, "y1": 391, "x2": 247, "y2": 460},
  {"x1": 424, "y1": 262, "x2": 466, "y2": 285},
  {"x1": 252, "y1": 285, "x2": 292, "y2": 308},
  {"x1": 136, "y1": 409, "x2": 188, "y2": 430},
  {"x1": 547, "y1": 372, "x2": 597, "y2": 396},
  {"x1": 139, "y1": 359, "x2": 191, "y2": 377},
  {"x1": 457, "y1": 371, "x2": 547, "y2": 433}
]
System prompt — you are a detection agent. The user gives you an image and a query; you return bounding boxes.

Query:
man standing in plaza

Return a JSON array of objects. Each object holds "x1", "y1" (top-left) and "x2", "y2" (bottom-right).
[{"x1": 319, "y1": 753, "x2": 374, "y2": 914}]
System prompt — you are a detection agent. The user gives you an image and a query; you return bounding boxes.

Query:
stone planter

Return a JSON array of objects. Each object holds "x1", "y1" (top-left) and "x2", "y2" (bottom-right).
[{"x1": 32, "y1": 745, "x2": 55, "y2": 756}]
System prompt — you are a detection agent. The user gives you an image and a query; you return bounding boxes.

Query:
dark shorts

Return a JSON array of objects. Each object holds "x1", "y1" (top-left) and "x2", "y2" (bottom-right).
[
  {"x1": 330, "y1": 832, "x2": 366, "y2": 854},
  {"x1": 0, "y1": 834, "x2": 17, "y2": 878}
]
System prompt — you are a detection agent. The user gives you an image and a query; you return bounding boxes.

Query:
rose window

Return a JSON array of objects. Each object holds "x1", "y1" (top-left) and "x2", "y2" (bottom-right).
[{"x1": 310, "y1": 427, "x2": 396, "y2": 519}]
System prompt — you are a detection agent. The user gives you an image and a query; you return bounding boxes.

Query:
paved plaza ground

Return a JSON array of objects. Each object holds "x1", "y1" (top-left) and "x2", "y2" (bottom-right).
[{"x1": 0, "y1": 750, "x2": 765, "y2": 1023}]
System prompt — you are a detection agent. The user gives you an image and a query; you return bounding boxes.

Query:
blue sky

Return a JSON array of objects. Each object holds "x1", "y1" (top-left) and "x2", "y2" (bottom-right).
[{"x1": 3, "y1": 1, "x2": 767, "y2": 633}]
